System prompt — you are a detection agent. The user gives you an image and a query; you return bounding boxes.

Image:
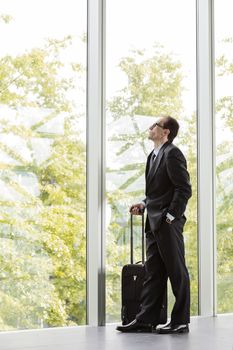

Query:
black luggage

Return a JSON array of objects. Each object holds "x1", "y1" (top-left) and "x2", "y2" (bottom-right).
[{"x1": 121, "y1": 213, "x2": 167, "y2": 325}]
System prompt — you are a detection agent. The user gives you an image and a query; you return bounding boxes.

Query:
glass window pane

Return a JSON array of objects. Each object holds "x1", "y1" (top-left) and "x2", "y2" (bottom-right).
[
  {"x1": 215, "y1": 0, "x2": 233, "y2": 314},
  {"x1": 0, "y1": 0, "x2": 86, "y2": 330},
  {"x1": 105, "y1": 0, "x2": 197, "y2": 323}
]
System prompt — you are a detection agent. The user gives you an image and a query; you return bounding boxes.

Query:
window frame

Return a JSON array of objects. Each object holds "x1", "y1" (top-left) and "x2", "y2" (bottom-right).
[{"x1": 86, "y1": 0, "x2": 217, "y2": 325}]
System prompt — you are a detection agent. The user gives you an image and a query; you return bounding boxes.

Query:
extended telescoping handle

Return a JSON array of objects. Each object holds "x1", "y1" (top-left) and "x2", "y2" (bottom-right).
[{"x1": 130, "y1": 212, "x2": 145, "y2": 265}]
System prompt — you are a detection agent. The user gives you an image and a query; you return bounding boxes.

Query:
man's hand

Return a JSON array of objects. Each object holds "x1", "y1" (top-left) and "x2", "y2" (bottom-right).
[{"x1": 129, "y1": 203, "x2": 145, "y2": 215}]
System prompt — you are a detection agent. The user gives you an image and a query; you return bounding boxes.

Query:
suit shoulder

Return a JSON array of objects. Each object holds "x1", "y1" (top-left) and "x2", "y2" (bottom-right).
[{"x1": 166, "y1": 144, "x2": 185, "y2": 159}]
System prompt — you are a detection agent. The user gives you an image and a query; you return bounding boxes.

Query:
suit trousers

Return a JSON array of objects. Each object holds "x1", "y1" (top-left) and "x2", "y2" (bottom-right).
[{"x1": 136, "y1": 216, "x2": 190, "y2": 325}]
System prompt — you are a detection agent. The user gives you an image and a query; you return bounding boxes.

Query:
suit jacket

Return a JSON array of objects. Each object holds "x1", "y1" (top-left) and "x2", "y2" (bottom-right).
[{"x1": 143, "y1": 141, "x2": 192, "y2": 233}]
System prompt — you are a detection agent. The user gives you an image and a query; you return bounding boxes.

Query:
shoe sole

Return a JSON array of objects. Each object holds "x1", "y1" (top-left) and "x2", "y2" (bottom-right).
[
  {"x1": 116, "y1": 327, "x2": 156, "y2": 333},
  {"x1": 157, "y1": 328, "x2": 189, "y2": 334}
]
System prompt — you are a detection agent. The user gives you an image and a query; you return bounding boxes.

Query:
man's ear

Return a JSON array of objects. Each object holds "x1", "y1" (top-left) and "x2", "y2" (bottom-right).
[{"x1": 164, "y1": 129, "x2": 170, "y2": 138}]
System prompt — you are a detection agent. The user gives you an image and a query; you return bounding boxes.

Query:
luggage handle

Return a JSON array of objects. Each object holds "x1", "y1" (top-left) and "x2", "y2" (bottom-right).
[{"x1": 130, "y1": 212, "x2": 145, "y2": 265}]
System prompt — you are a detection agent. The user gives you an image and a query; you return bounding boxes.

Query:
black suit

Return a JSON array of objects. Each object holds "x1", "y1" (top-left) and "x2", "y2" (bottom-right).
[{"x1": 136, "y1": 141, "x2": 192, "y2": 325}]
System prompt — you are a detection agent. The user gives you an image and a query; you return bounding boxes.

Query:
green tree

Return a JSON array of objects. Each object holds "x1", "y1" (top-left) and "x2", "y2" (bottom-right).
[
  {"x1": 215, "y1": 38, "x2": 233, "y2": 313},
  {"x1": 0, "y1": 32, "x2": 86, "y2": 329}
]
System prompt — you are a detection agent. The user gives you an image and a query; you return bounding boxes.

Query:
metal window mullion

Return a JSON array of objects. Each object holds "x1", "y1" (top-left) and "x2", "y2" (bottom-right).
[
  {"x1": 87, "y1": 0, "x2": 105, "y2": 326},
  {"x1": 196, "y1": 0, "x2": 216, "y2": 316}
]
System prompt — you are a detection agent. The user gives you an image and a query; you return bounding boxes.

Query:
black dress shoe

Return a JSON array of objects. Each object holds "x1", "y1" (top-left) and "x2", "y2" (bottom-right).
[
  {"x1": 116, "y1": 319, "x2": 155, "y2": 333},
  {"x1": 156, "y1": 322, "x2": 189, "y2": 334}
]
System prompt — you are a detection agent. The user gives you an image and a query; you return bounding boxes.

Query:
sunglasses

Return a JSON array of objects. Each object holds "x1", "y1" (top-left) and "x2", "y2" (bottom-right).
[{"x1": 150, "y1": 122, "x2": 165, "y2": 130}]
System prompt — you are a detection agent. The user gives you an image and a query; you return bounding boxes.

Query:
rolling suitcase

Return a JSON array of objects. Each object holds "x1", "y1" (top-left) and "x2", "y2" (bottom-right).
[{"x1": 121, "y1": 213, "x2": 167, "y2": 325}]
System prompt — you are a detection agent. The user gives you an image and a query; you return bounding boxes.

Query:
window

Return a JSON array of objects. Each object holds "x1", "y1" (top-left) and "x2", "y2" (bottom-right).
[
  {"x1": 105, "y1": 0, "x2": 197, "y2": 322},
  {"x1": 0, "y1": 0, "x2": 86, "y2": 329},
  {"x1": 215, "y1": 0, "x2": 233, "y2": 314}
]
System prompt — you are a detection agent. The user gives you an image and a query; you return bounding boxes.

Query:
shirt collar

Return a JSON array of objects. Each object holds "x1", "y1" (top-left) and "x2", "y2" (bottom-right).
[{"x1": 153, "y1": 142, "x2": 165, "y2": 157}]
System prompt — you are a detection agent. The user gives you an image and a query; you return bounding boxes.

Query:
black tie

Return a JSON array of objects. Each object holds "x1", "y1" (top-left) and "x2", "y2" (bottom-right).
[{"x1": 152, "y1": 153, "x2": 156, "y2": 162}]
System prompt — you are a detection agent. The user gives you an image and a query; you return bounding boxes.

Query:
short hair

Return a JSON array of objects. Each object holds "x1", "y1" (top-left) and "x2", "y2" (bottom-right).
[{"x1": 162, "y1": 116, "x2": 179, "y2": 142}]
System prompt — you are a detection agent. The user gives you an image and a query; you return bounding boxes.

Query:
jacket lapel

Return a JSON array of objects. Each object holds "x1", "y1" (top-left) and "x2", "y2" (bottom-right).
[
  {"x1": 146, "y1": 142, "x2": 170, "y2": 188},
  {"x1": 146, "y1": 150, "x2": 153, "y2": 178}
]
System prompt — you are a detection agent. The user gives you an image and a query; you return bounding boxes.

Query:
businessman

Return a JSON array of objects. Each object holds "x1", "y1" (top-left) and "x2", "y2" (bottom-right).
[{"x1": 117, "y1": 116, "x2": 192, "y2": 334}]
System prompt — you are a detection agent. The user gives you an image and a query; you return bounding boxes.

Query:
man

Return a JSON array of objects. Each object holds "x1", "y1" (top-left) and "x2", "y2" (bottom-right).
[{"x1": 116, "y1": 116, "x2": 192, "y2": 334}]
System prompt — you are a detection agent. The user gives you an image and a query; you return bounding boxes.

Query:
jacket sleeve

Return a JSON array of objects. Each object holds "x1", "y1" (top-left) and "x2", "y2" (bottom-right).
[
  {"x1": 140, "y1": 198, "x2": 147, "y2": 207},
  {"x1": 166, "y1": 148, "x2": 192, "y2": 218}
]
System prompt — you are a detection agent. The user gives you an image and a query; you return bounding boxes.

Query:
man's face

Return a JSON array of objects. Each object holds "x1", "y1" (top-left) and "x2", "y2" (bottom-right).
[{"x1": 148, "y1": 118, "x2": 166, "y2": 142}]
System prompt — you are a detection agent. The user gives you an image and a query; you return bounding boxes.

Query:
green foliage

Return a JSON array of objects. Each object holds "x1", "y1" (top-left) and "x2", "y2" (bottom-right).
[
  {"x1": 0, "y1": 14, "x2": 13, "y2": 24},
  {"x1": 215, "y1": 39, "x2": 233, "y2": 313},
  {"x1": 0, "y1": 32, "x2": 86, "y2": 329},
  {"x1": 109, "y1": 47, "x2": 183, "y2": 120}
]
